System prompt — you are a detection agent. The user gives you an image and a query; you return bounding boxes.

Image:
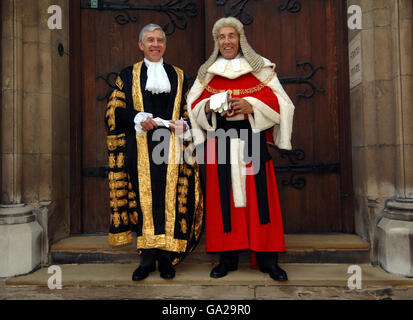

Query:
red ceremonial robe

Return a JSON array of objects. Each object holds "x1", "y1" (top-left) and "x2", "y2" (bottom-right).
[{"x1": 192, "y1": 73, "x2": 286, "y2": 254}]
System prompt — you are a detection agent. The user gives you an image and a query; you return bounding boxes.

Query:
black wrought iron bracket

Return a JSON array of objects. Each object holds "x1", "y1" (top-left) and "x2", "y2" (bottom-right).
[
  {"x1": 81, "y1": 0, "x2": 197, "y2": 35},
  {"x1": 279, "y1": 61, "x2": 325, "y2": 100},
  {"x1": 278, "y1": 0, "x2": 302, "y2": 13},
  {"x1": 96, "y1": 72, "x2": 119, "y2": 101},
  {"x1": 215, "y1": 0, "x2": 253, "y2": 25},
  {"x1": 97, "y1": 60, "x2": 324, "y2": 102},
  {"x1": 271, "y1": 146, "x2": 340, "y2": 190},
  {"x1": 215, "y1": 0, "x2": 302, "y2": 25}
]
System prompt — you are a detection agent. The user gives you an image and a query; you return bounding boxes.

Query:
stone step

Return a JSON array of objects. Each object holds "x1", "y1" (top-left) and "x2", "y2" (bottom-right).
[
  {"x1": 50, "y1": 233, "x2": 370, "y2": 264},
  {"x1": 4, "y1": 263, "x2": 413, "y2": 300}
]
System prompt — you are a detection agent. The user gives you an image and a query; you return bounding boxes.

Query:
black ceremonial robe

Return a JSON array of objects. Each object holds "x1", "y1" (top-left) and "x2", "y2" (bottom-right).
[{"x1": 104, "y1": 61, "x2": 203, "y2": 265}]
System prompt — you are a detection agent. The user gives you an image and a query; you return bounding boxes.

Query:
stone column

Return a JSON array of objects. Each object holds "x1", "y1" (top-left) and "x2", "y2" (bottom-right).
[
  {"x1": 0, "y1": 204, "x2": 42, "y2": 277},
  {"x1": 0, "y1": 0, "x2": 43, "y2": 277},
  {"x1": 348, "y1": 0, "x2": 413, "y2": 277},
  {"x1": 376, "y1": 0, "x2": 413, "y2": 277},
  {"x1": 1, "y1": 0, "x2": 23, "y2": 204}
]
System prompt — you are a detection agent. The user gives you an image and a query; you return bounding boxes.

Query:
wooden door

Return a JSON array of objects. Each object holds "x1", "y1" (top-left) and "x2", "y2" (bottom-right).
[{"x1": 71, "y1": 0, "x2": 353, "y2": 234}]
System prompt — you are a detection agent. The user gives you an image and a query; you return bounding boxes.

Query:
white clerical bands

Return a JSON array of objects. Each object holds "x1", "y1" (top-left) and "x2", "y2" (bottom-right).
[{"x1": 144, "y1": 58, "x2": 171, "y2": 94}]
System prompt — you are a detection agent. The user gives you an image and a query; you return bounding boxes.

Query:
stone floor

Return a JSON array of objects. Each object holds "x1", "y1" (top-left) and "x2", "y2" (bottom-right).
[
  {"x1": 2, "y1": 263, "x2": 413, "y2": 300},
  {"x1": 49, "y1": 233, "x2": 371, "y2": 264},
  {"x1": 2, "y1": 234, "x2": 412, "y2": 300}
]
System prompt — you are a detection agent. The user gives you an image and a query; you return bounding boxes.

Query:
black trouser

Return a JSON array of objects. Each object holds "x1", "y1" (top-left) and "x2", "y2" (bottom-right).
[
  {"x1": 140, "y1": 249, "x2": 175, "y2": 267},
  {"x1": 219, "y1": 250, "x2": 279, "y2": 269}
]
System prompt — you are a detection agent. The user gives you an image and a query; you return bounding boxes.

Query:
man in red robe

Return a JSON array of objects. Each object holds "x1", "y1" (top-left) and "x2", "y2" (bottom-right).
[{"x1": 187, "y1": 17, "x2": 295, "y2": 281}]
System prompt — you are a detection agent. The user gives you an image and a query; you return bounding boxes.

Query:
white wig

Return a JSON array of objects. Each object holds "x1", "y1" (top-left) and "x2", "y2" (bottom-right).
[{"x1": 197, "y1": 17, "x2": 264, "y2": 80}]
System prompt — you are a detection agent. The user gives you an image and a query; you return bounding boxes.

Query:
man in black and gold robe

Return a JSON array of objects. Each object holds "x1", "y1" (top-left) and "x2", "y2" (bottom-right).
[{"x1": 104, "y1": 24, "x2": 203, "y2": 281}]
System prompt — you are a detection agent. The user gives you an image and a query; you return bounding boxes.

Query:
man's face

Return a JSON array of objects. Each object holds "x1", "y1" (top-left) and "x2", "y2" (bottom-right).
[
  {"x1": 218, "y1": 26, "x2": 240, "y2": 60},
  {"x1": 138, "y1": 29, "x2": 166, "y2": 62}
]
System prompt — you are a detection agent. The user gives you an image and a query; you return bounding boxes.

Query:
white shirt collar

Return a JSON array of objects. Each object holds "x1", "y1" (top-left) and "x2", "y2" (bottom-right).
[
  {"x1": 207, "y1": 54, "x2": 253, "y2": 79},
  {"x1": 144, "y1": 57, "x2": 163, "y2": 68},
  {"x1": 217, "y1": 54, "x2": 242, "y2": 73}
]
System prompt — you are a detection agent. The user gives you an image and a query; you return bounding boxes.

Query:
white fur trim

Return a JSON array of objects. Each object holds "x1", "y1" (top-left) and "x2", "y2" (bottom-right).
[
  {"x1": 187, "y1": 79, "x2": 207, "y2": 145},
  {"x1": 230, "y1": 139, "x2": 246, "y2": 208},
  {"x1": 243, "y1": 96, "x2": 280, "y2": 133},
  {"x1": 254, "y1": 64, "x2": 295, "y2": 150},
  {"x1": 191, "y1": 98, "x2": 217, "y2": 132}
]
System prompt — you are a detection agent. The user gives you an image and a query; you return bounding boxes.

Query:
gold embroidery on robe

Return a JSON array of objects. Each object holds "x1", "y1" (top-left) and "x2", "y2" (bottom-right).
[
  {"x1": 110, "y1": 89, "x2": 126, "y2": 101},
  {"x1": 133, "y1": 61, "x2": 155, "y2": 245},
  {"x1": 107, "y1": 134, "x2": 127, "y2": 151},
  {"x1": 109, "y1": 231, "x2": 132, "y2": 246},
  {"x1": 180, "y1": 219, "x2": 187, "y2": 234},
  {"x1": 110, "y1": 190, "x2": 128, "y2": 200},
  {"x1": 129, "y1": 212, "x2": 138, "y2": 225},
  {"x1": 121, "y1": 211, "x2": 129, "y2": 225},
  {"x1": 178, "y1": 206, "x2": 188, "y2": 214},
  {"x1": 115, "y1": 76, "x2": 124, "y2": 91},
  {"x1": 109, "y1": 171, "x2": 127, "y2": 181},
  {"x1": 113, "y1": 213, "x2": 121, "y2": 228},
  {"x1": 110, "y1": 199, "x2": 128, "y2": 210},
  {"x1": 193, "y1": 163, "x2": 204, "y2": 241},
  {"x1": 109, "y1": 180, "x2": 128, "y2": 190},
  {"x1": 109, "y1": 154, "x2": 116, "y2": 168},
  {"x1": 178, "y1": 186, "x2": 188, "y2": 196},
  {"x1": 128, "y1": 191, "x2": 137, "y2": 199},
  {"x1": 178, "y1": 195, "x2": 187, "y2": 205},
  {"x1": 128, "y1": 200, "x2": 137, "y2": 208},
  {"x1": 117, "y1": 153, "x2": 125, "y2": 168},
  {"x1": 105, "y1": 95, "x2": 126, "y2": 131}
]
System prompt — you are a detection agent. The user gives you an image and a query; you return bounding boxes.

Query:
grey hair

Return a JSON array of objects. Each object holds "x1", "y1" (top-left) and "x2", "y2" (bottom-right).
[{"x1": 139, "y1": 23, "x2": 167, "y2": 43}]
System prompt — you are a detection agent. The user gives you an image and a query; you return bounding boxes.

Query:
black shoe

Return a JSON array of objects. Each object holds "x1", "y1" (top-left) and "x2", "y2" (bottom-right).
[
  {"x1": 210, "y1": 263, "x2": 238, "y2": 278},
  {"x1": 260, "y1": 264, "x2": 288, "y2": 281},
  {"x1": 159, "y1": 260, "x2": 176, "y2": 279},
  {"x1": 132, "y1": 265, "x2": 156, "y2": 281}
]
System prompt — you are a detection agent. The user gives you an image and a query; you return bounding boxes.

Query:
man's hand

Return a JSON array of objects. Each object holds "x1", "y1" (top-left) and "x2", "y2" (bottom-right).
[
  {"x1": 205, "y1": 100, "x2": 213, "y2": 114},
  {"x1": 230, "y1": 98, "x2": 253, "y2": 114},
  {"x1": 169, "y1": 120, "x2": 187, "y2": 135},
  {"x1": 141, "y1": 117, "x2": 159, "y2": 132}
]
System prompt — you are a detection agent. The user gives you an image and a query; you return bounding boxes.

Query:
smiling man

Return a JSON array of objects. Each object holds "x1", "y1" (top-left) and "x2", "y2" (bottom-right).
[
  {"x1": 104, "y1": 24, "x2": 203, "y2": 281},
  {"x1": 188, "y1": 17, "x2": 295, "y2": 281}
]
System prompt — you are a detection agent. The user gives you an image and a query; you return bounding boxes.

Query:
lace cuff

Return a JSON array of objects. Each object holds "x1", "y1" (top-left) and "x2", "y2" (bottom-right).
[{"x1": 134, "y1": 112, "x2": 154, "y2": 136}]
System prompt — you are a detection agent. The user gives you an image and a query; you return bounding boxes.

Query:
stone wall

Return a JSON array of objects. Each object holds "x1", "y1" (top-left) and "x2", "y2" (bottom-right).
[
  {"x1": 347, "y1": 0, "x2": 413, "y2": 265},
  {"x1": 1, "y1": 0, "x2": 70, "y2": 246}
]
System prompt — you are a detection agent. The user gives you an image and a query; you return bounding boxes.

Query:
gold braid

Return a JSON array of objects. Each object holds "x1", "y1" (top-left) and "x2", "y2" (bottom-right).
[{"x1": 197, "y1": 72, "x2": 276, "y2": 96}]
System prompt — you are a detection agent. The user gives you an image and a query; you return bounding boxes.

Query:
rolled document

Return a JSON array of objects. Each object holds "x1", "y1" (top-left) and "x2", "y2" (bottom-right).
[{"x1": 153, "y1": 117, "x2": 170, "y2": 128}]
